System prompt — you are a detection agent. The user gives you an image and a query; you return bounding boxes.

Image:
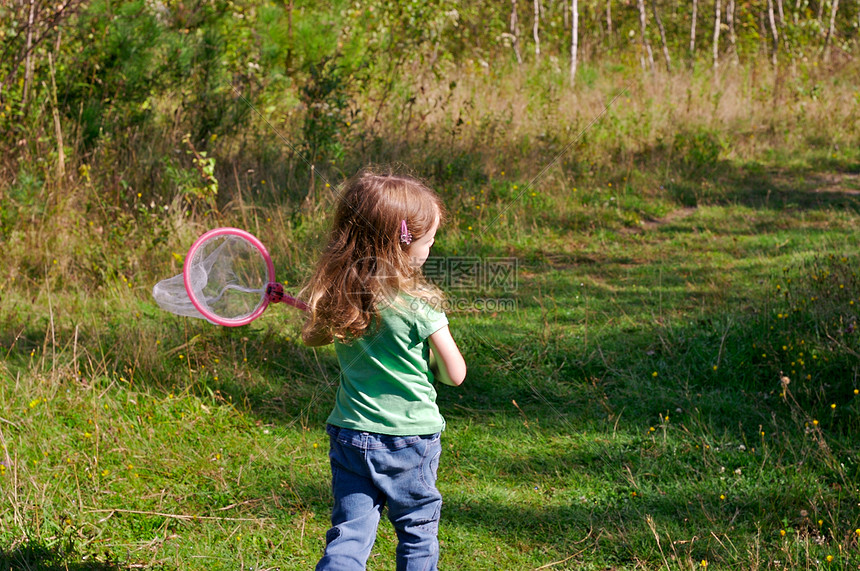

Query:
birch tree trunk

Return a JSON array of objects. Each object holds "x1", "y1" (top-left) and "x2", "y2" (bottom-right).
[
  {"x1": 690, "y1": 0, "x2": 699, "y2": 60},
  {"x1": 570, "y1": 0, "x2": 579, "y2": 84},
  {"x1": 285, "y1": 0, "x2": 294, "y2": 71},
  {"x1": 823, "y1": 0, "x2": 840, "y2": 61},
  {"x1": 510, "y1": 0, "x2": 524, "y2": 64},
  {"x1": 533, "y1": 0, "x2": 541, "y2": 58},
  {"x1": 727, "y1": 0, "x2": 740, "y2": 64},
  {"x1": 776, "y1": 0, "x2": 790, "y2": 52},
  {"x1": 23, "y1": 0, "x2": 36, "y2": 105},
  {"x1": 48, "y1": 53, "x2": 65, "y2": 179},
  {"x1": 766, "y1": 0, "x2": 779, "y2": 66},
  {"x1": 713, "y1": 0, "x2": 722, "y2": 69},
  {"x1": 606, "y1": 0, "x2": 612, "y2": 35},
  {"x1": 651, "y1": 0, "x2": 672, "y2": 71},
  {"x1": 638, "y1": 0, "x2": 655, "y2": 71}
]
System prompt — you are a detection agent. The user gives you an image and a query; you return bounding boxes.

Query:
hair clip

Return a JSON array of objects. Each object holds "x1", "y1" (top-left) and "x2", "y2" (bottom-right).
[{"x1": 400, "y1": 219, "x2": 413, "y2": 245}]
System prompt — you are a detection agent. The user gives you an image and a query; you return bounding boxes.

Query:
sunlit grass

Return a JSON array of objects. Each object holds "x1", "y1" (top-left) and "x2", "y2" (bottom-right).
[
  {"x1": 2, "y1": 57, "x2": 860, "y2": 568},
  {"x1": 4, "y1": 186, "x2": 858, "y2": 568}
]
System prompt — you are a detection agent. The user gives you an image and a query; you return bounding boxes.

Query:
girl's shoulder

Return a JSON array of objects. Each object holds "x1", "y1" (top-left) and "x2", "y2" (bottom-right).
[
  {"x1": 380, "y1": 294, "x2": 447, "y2": 339},
  {"x1": 386, "y1": 293, "x2": 444, "y2": 319}
]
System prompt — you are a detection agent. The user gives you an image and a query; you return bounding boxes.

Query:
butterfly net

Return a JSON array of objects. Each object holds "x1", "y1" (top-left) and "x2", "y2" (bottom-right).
[{"x1": 152, "y1": 234, "x2": 271, "y2": 322}]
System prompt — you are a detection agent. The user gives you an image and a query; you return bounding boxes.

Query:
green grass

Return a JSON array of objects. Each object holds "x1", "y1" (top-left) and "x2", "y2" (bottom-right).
[
  {"x1": 3, "y1": 58, "x2": 860, "y2": 569},
  {"x1": 2, "y1": 177, "x2": 859, "y2": 569}
]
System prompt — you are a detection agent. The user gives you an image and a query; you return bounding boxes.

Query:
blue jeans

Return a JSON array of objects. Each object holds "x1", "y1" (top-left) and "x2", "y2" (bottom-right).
[{"x1": 316, "y1": 425, "x2": 443, "y2": 571}]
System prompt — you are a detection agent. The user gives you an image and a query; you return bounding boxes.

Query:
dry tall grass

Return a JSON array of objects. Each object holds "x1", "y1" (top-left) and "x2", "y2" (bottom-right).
[{"x1": 1, "y1": 59, "x2": 858, "y2": 303}]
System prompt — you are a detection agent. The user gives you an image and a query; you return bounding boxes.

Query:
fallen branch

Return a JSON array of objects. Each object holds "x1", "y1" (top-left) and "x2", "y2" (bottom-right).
[{"x1": 84, "y1": 507, "x2": 268, "y2": 523}]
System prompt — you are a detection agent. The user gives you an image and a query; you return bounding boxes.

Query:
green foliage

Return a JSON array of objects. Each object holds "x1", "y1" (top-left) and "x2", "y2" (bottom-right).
[
  {"x1": 1, "y1": 2, "x2": 860, "y2": 568},
  {"x1": 766, "y1": 254, "x2": 860, "y2": 414},
  {"x1": 0, "y1": 168, "x2": 43, "y2": 237},
  {"x1": 673, "y1": 128, "x2": 724, "y2": 173},
  {"x1": 170, "y1": 133, "x2": 219, "y2": 209},
  {"x1": 58, "y1": 0, "x2": 165, "y2": 148},
  {"x1": 1, "y1": 540, "x2": 123, "y2": 570},
  {"x1": 2, "y1": 171, "x2": 860, "y2": 569},
  {"x1": 298, "y1": 55, "x2": 352, "y2": 163}
]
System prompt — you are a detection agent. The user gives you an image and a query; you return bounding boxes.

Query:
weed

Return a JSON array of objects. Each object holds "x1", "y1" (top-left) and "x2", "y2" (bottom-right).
[{"x1": 1, "y1": 23, "x2": 860, "y2": 570}]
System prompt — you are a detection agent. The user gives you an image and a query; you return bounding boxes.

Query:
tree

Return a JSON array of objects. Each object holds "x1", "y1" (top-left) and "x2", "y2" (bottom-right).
[
  {"x1": 823, "y1": 0, "x2": 840, "y2": 62},
  {"x1": 713, "y1": 0, "x2": 722, "y2": 69},
  {"x1": 690, "y1": 0, "x2": 699, "y2": 59},
  {"x1": 533, "y1": 0, "x2": 541, "y2": 58},
  {"x1": 767, "y1": 0, "x2": 779, "y2": 66},
  {"x1": 570, "y1": 0, "x2": 579, "y2": 84},
  {"x1": 651, "y1": 0, "x2": 672, "y2": 71},
  {"x1": 282, "y1": 0, "x2": 295, "y2": 71},
  {"x1": 606, "y1": 0, "x2": 612, "y2": 36},
  {"x1": 0, "y1": 0, "x2": 85, "y2": 104},
  {"x1": 637, "y1": 0, "x2": 655, "y2": 71},
  {"x1": 508, "y1": 0, "x2": 524, "y2": 64},
  {"x1": 23, "y1": 0, "x2": 36, "y2": 104},
  {"x1": 776, "y1": 0, "x2": 790, "y2": 52},
  {"x1": 726, "y1": 0, "x2": 740, "y2": 65}
]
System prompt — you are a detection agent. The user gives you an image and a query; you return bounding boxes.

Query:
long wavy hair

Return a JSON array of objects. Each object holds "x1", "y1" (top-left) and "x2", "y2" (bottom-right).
[{"x1": 300, "y1": 167, "x2": 446, "y2": 342}]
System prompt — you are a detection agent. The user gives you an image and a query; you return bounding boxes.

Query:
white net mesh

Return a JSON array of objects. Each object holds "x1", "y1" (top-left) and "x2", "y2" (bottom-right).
[
  {"x1": 152, "y1": 270, "x2": 213, "y2": 322},
  {"x1": 152, "y1": 235, "x2": 270, "y2": 322}
]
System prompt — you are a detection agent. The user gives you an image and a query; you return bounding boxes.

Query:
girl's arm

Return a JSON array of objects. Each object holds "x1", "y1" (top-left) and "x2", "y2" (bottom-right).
[{"x1": 428, "y1": 325, "x2": 466, "y2": 386}]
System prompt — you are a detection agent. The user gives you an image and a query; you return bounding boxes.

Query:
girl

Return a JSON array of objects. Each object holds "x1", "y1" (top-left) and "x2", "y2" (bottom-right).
[{"x1": 301, "y1": 168, "x2": 467, "y2": 571}]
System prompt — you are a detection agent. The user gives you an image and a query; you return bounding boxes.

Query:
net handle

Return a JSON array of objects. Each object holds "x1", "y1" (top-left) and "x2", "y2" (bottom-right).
[
  {"x1": 265, "y1": 283, "x2": 309, "y2": 312},
  {"x1": 183, "y1": 227, "x2": 277, "y2": 327}
]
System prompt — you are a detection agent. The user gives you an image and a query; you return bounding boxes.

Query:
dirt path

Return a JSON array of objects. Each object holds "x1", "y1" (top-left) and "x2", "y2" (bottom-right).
[
  {"x1": 627, "y1": 172, "x2": 859, "y2": 235},
  {"x1": 812, "y1": 172, "x2": 860, "y2": 196},
  {"x1": 622, "y1": 206, "x2": 699, "y2": 235}
]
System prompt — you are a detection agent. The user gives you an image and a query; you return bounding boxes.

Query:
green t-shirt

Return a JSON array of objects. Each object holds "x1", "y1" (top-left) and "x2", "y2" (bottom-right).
[{"x1": 329, "y1": 299, "x2": 449, "y2": 436}]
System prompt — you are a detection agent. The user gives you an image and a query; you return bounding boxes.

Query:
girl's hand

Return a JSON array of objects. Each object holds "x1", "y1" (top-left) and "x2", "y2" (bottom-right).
[{"x1": 428, "y1": 326, "x2": 466, "y2": 386}]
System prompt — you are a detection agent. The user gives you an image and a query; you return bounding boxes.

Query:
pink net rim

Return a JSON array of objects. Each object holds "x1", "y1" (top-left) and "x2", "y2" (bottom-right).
[{"x1": 183, "y1": 227, "x2": 276, "y2": 327}]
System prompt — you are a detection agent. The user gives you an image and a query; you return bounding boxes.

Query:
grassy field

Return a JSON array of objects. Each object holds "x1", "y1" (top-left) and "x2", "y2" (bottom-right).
[{"x1": 2, "y1": 61, "x2": 860, "y2": 569}]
